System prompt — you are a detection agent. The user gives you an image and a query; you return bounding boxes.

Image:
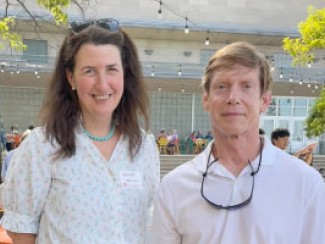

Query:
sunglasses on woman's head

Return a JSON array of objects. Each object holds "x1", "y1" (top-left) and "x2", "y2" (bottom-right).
[{"x1": 70, "y1": 18, "x2": 120, "y2": 33}]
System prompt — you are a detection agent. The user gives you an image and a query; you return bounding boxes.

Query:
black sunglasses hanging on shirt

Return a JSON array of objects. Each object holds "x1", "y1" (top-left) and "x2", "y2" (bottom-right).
[{"x1": 200, "y1": 138, "x2": 263, "y2": 211}]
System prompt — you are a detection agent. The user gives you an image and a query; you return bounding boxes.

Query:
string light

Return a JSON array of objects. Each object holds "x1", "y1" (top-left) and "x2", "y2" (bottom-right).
[
  {"x1": 178, "y1": 64, "x2": 182, "y2": 76},
  {"x1": 181, "y1": 88, "x2": 185, "y2": 93},
  {"x1": 184, "y1": 17, "x2": 189, "y2": 34},
  {"x1": 279, "y1": 66, "x2": 283, "y2": 79},
  {"x1": 205, "y1": 30, "x2": 210, "y2": 46},
  {"x1": 289, "y1": 73, "x2": 293, "y2": 82},
  {"x1": 307, "y1": 61, "x2": 312, "y2": 68},
  {"x1": 157, "y1": 0, "x2": 162, "y2": 19},
  {"x1": 299, "y1": 76, "x2": 303, "y2": 85},
  {"x1": 270, "y1": 60, "x2": 275, "y2": 72}
]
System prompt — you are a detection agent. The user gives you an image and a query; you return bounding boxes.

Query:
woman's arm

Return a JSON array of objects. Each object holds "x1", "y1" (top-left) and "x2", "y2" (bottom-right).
[{"x1": 7, "y1": 231, "x2": 36, "y2": 244}]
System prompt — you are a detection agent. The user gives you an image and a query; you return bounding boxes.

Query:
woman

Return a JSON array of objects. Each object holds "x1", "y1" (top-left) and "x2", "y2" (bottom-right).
[{"x1": 2, "y1": 18, "x2": 160, "y2": 243}]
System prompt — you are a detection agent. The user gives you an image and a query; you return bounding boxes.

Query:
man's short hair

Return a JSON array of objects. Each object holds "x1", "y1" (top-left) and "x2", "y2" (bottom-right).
[
  {"x1": 271, "y1": 128, "x2": 290, "y2": 141},
  {"x1": 202, "y1": 42, "x2": 272, "y2": 97}
]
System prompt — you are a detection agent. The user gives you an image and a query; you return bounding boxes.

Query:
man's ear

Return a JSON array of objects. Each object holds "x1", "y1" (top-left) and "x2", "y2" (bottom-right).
[
  {"x1": 260, "y1": 91, "x2": 272, "y2": 113},
  {"x1": 202, "y1": 92, "x2": 210, "y2": 112}
]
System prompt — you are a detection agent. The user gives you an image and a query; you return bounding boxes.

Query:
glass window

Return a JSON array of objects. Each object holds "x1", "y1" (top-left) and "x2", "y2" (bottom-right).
[
  {"x1": 278, "y1": 97, "x2": 292, "y2": 116},
  {"x1": 294, "y1": 98, "x2": 307, "y2": 106},
  {"x1": 292, "y1": 121, "x2": 304, "y2": 141},
  {"x1": 273, "y1": 53, "x2": 293, "y2": 67},
  {"x1": 262, "y1": 119, "x2": 274, "y2": 136},
  {"x1": 265, "y1": 98, "x2": 277, "y2": 116},
  {"x1": 278, "y1": 119, "x2": 289, "y2": 129},
  {"x1": 293, "y1": 107, "x2": 307, "y2": 116},
  {"x1": 22, "y1": 39, "x2": 48, "y2": 63},
  {"x1": 200, "y1": 49, "x2": 216, "y2": 65}
]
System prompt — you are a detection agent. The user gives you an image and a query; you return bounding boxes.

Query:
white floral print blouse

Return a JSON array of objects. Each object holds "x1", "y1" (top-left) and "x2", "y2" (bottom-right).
[{"x1": 1, "y1": 127, "x2": 160, "y2": 244}]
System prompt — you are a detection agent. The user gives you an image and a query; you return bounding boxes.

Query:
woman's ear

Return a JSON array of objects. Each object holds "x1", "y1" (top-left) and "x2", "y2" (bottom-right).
[{"x1": 66, "y1": 69, "x2": 75, "y2": 89}]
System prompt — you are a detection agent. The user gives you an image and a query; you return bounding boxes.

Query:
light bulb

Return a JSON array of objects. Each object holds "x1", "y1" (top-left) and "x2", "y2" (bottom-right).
[{"x1": 205, "y1": 37, "x2": 210, "y2": 46}]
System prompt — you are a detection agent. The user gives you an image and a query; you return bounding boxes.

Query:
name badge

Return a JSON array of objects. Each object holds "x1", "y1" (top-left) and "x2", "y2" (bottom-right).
[{"x1": 119, "y1": 171, "x2": 143, "y2": 189}]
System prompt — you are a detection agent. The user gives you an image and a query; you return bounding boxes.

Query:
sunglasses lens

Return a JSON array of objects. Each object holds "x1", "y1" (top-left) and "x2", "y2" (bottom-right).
[
  {"x1": 98, "y1": 19, "x2": 119, "y2": 32},
  {"x1": 71, "y1": 21, "x2": 91, "y2": 33},
  {"x1": 71, "y1": 19, "x2": 120, "y2": 33}
]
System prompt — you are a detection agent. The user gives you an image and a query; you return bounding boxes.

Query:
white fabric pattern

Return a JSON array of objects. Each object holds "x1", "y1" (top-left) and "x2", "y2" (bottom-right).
[{"x1": 2, "y1": 127, "x2": 160, "y2": 244}]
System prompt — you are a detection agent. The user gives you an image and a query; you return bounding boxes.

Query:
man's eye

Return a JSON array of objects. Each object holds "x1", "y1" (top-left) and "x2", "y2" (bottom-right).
[
  {"x1": 217, "y1": 84, "x2": 226, "y2": 90},
  {"x1": 243, "y1": 83, "x2": 253, "y2": 89}
]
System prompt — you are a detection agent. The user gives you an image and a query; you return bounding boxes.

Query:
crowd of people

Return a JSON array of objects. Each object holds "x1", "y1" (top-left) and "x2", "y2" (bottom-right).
[
  {"x1": 156, "y1": 129, "x2": 214, "y2": 155},
  {"x1": 0, "y1": 19, "x2": 324, "y2": 244}
]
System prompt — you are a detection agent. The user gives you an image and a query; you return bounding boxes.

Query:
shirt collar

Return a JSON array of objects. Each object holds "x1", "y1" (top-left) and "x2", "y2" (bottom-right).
[{"x1": 193, "y1": 138, "x2": 277, "y2": 174}]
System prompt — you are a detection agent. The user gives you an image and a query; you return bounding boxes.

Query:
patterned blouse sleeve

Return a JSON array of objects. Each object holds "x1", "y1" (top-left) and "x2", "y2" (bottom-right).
[
  {"x1": 145, "y1": 132, "x2": 160, "y2": 206},
  {"x1": 1, "y1": 128, "x2": 52, "y2": 234},
  {"x1": 142, "y1": 132, "x2": 160, "y2": 243}
]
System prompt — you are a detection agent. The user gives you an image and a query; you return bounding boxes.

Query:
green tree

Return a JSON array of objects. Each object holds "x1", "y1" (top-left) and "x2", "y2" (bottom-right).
[
  {"x1": 283, "y1": 6, "x2": 325, "y2": 138},
  {"x1": 283, "y1": 6, "x2": 325, "y2": 66},
  {"x1": 306, "y1": 90, "x2": 325, "y2": 137},
  {"x1": 0, "y1": 0, "x2": 85, "y2": 51}
]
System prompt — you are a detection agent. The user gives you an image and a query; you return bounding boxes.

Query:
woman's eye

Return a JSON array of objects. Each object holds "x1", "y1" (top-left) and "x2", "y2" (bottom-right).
[
  {"x1": 82, "y1": 68, "x2": 95, "y2": 75},
  {"x1": 107, "y1": 66, "x2": 119, "y2": 73}
]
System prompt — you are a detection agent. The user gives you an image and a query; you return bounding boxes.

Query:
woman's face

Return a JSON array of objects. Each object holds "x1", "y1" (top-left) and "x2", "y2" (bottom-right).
[{"x1": 67, "y1": 43, "x2": 124, "y2": 123}]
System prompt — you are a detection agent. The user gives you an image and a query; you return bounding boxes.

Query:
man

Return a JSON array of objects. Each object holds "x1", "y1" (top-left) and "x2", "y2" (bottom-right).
[
  {"x1": 152, "y1": 42, "x2": 325, "y2": 243},
  {"x1": 271, "y1": 128, "x2": 290, "y2": 150}
]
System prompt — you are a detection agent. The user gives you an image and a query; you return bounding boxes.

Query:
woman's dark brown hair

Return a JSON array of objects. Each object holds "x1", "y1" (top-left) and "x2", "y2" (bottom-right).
[{"x1": 40, "y1": 23, "x2": 149, "y2": 159}]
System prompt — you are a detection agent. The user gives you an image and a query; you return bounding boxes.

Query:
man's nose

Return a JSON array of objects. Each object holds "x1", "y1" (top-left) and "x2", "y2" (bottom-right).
[{"x1": 226, "y1": 86, "x2": 240, "y2": 104}]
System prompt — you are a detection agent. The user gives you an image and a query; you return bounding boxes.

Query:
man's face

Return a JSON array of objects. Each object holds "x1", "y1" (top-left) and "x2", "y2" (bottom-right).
[
  {"x1": 203, "y1": 64, "x2": 271, "y2": 138},
  {"x1": 273, "y1": 136, "x2": 290, "y2": 150}
]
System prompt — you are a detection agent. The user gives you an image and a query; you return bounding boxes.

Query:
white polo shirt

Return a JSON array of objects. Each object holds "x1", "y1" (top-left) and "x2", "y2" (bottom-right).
[{"x1": 152, "y1": 139, "x2": 325, "y2": 244}]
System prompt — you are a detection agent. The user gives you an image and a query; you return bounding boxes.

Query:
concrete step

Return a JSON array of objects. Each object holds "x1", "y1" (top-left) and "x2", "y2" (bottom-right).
[{"x1": 159, "y1": 155, "x2": 325, "y2": 181}]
